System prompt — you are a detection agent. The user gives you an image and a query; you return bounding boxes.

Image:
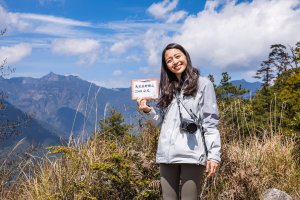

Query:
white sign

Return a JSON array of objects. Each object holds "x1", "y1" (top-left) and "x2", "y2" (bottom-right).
[{"x1": 131, "y1": 79, "x2": 159, "y2": 100}]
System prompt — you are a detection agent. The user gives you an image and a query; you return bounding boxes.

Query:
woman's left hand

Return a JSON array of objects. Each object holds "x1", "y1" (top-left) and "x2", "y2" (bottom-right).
[{"x1": 206, "y1": 160, "x2": 219, "y2": 177}]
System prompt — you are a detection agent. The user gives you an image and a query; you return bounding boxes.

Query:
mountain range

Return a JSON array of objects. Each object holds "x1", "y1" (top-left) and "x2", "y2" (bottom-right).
[
  {"x1": 0, "y1": 100, "x2": 61, "y2": 149},
  {"x1": 0, "y1": 73, "x2": 261, "y2": 148},
  {"x1": 231, "y1": 79, "x2": 262, "y2": 99}
]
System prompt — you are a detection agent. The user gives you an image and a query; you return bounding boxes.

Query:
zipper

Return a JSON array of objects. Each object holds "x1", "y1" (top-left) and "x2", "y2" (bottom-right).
[
  {"x1": 167, "y1": 112, "x2": 175, "y2": 163},
  {"x1": 167, "y1": 78, "x2": 187, "y2": 163},
  {"x1": 167, "y1": 101, "x2": 177, "y2": 163}
]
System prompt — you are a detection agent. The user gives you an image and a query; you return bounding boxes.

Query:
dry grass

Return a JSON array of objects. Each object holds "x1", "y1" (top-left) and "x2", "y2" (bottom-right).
[
  {"x1": 204, "y1": 99, "x2": 300, "y2": 199},
  {"x1": 206, "y1": 133, "x2": 300, "y2": 199},
  {"x1": 5, "y1": 124, "x2": 160, "y2": 200},
  {"x1": 0, "y1": 101, "x2": 300, "y2": 199}
]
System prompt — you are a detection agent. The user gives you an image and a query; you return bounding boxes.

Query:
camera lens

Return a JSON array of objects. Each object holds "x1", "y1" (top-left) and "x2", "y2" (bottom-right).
[{"x1": 187, "y1": 123, "x2": 197, "y2": 134}]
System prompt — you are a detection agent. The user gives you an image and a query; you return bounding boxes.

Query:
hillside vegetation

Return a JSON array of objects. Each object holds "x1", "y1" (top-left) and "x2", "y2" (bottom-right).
[{"x1": 0, "y1": 42, "x2": 300, "y2": 199}]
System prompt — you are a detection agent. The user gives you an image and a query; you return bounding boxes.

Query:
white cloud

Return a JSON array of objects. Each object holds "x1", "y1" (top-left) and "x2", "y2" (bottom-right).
[
  {"x1": 139, "y1": 66, "x2": 156, "y2": 75},
  {"x1": 52, "y1": 38, "x2": 100, "y2": 65},
  {"x1": 126, "y1": 55, "x2": 141, "y2": 62},
  {"x1": 147, "y1": 0, "x2": 187, "y2": 23},
  {"x1": 204, "y1": 0, "x2": 229, "y2": 11},
  {"x1": 52, "y1": 38, "x2": 100, "y2": 55},
  {"x1": 147, "y1": 0, "x2": 178, "y2": 19},
  {"x1": 34, "y1": 24, "x2": 90, "y2": 38},
  {"x1": 0, "y1": 5, "x2": 91, "y2": 36},
  {"x1": 91, "y1": 78, "x2": 131, "y2": 88},
  {"x1": 2, "y1": 0, "x2": 299, "y2": 82},
  {"x1": 0, "y1": 43, "x2": 32, "y2": 64},
  {"x1": 0, "y1": 6, "x2": 31, "y2": 31},
  {"x1": 110, "y1": 39, "x2": 134, "y2": 54},
  {"x1": 112, "y1": 70, "x2": 122, "y2": 76},
  {"x1": 20, "y1": 13, "x2": 90, "y2": 27},
  {"x1": 169, "y1": 0, "x2": 300, "y2": 72},
  {"x1": 166, "y1": 10, "x2": 188, "y2": 23},
  {"x1": 144, "y1": 29, "x2": 171, "y2": 68}
]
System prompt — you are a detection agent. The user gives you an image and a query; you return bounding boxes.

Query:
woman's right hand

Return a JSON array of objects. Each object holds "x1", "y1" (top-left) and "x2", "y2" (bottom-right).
[{"x1": 137, "y1": 98, "x2": 151, "y2": 113}]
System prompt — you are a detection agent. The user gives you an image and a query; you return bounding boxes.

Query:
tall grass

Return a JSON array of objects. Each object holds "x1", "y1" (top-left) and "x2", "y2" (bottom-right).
[
  {"x1": 207, "y1": 99, "x2": 300, "y2": 199},
  {"x1": 204, "y1": 133, "x2": 300, "y2": 199},
  {"x1": 0, "y1": 98, "x2": 300, "y2": 199},
  {"x1": 8, "y1": 122, "x2": 160, "y2": 200}
]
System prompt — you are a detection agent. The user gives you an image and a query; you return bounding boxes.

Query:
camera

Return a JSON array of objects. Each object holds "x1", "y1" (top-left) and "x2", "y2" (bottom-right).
[{"x1": 180, "y1": 118, "x2": 198, "y2": 134}]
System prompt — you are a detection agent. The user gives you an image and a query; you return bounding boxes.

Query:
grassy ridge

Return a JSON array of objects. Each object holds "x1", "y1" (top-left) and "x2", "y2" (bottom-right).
[{"x1": 1, "y1": 102, "x2": 300, "y2": 200}]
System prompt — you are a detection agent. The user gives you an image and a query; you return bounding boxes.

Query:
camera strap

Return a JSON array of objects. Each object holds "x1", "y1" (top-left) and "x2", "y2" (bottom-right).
[
  {"x1": 175, "y1": 94, "x2": 208, "y2": 155},
  {"x1": 175, "y1": 94, "x2": 184, "y2": 122},
  {"x1": 175, "y1": 94, "x2": 200, "y2": 125}
]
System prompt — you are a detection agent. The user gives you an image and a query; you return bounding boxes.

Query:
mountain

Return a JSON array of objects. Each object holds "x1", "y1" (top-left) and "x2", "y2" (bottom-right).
[
  {"x1": 0, "y1": 73, "x2": 262, "y2": 148},
  {"x1": 230, "y1": 79, "x2": 262, "y2": 99},
  {"x1": 0, "y1": 72, "x2": 136, "y2": 141},
  {"x1": 0, "y1": 100, "x2": 61, "y2": 148}
]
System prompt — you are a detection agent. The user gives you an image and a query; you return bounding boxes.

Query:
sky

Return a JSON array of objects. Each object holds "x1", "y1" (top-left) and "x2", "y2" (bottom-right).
[{"x1": 0, "y1": 0, "x2": 300, "y2": 88}]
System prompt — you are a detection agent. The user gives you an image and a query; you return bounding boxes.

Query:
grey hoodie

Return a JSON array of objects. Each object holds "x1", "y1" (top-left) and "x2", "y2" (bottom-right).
[{"x1": 147, "y1": 76, "x2": 221, "y2": 166}]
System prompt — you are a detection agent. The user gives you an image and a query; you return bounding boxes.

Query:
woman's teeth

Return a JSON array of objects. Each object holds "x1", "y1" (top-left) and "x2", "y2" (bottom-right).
[{"x1": 174, "y1": 65, "x2": 180, "y2": 69}]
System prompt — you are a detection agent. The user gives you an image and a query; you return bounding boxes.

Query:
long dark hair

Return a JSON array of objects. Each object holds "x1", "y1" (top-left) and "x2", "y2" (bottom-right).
[{"x1": 157, "y1": 43, "x2": 199, "y2": 109}]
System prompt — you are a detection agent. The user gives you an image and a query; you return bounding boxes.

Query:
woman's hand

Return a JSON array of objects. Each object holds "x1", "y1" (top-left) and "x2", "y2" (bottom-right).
[
  {"x1": 137, "y1": 98, "x2": 151, "y2": 113},
  {"x1": 206, "y1": 160, "x2": 219, "y2": 177}
]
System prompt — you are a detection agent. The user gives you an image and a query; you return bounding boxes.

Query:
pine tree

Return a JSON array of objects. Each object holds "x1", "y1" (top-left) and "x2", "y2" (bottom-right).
[
  {"x1": 207, "y1": 74, "x2": 216, "y2": 88},
  {"x1": 99, "y1": 109, "x2": 132, "y2": 137},
  {"x1": 216, "y1": 72, "x2": 247, "y2": 101},
  {"x1": 252, "y1": 42, "x2": 300, "y2": 133},
  {"x1": 269, "y1": 44, "x2": 291, "y2": 74},
  {"x1": 254, "y1": 60, "x2": 275, "y2": 90},
  {"x1": 290, "y1": 42, "x2": 300, "y2": 67},
  {"x1": 278, "y1": 69, "x2": 300, "y2": 130}
]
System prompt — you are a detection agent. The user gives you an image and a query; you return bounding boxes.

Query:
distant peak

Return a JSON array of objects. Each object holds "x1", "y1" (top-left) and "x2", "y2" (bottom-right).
[
  {"x1": 42, "y1": 72, "x2": 61, "y2": 81},
  {"x1": 65, "y1": 73, "x2": 83, "y2": 80},
  {"x1": 44, "y1": 72, "x2": 57, "y2": 76},
  {"x1": 231, "y1": 79, "x2": 248, "y2": 83},
  {"x1": 233, "y1": 79, "x2": 246, "y2": 82}
]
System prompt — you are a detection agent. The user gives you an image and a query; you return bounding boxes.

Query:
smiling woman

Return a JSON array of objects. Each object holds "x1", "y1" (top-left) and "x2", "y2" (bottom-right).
[
  {"x1": 164, "y1": 48, "x2": 187, "y2": 80},
  {"x1": 137, "y1": 43, "x2": 221, "y2": 200}
]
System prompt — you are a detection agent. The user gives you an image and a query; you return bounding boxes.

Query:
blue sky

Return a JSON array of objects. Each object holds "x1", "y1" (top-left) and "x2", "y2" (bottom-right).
[{"x1": 1, "y1": 0, "x2": 300, "y2": 88}]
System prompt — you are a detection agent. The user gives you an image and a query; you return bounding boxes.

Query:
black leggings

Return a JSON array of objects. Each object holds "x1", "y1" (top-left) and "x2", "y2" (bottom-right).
[{"x1": 160, "y1": 163, "x2": 205, "y2": 200}]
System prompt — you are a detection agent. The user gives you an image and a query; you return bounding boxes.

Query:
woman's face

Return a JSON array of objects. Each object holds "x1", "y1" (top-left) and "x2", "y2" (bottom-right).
[{"x1": 164, "y1": 48, "x2": 187, "y2": 79}]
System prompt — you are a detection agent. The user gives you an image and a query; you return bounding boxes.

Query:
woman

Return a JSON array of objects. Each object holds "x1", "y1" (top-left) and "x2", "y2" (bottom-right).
[{"x1": 137, "y1": 43, "x2": 221, "y2": 200}]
